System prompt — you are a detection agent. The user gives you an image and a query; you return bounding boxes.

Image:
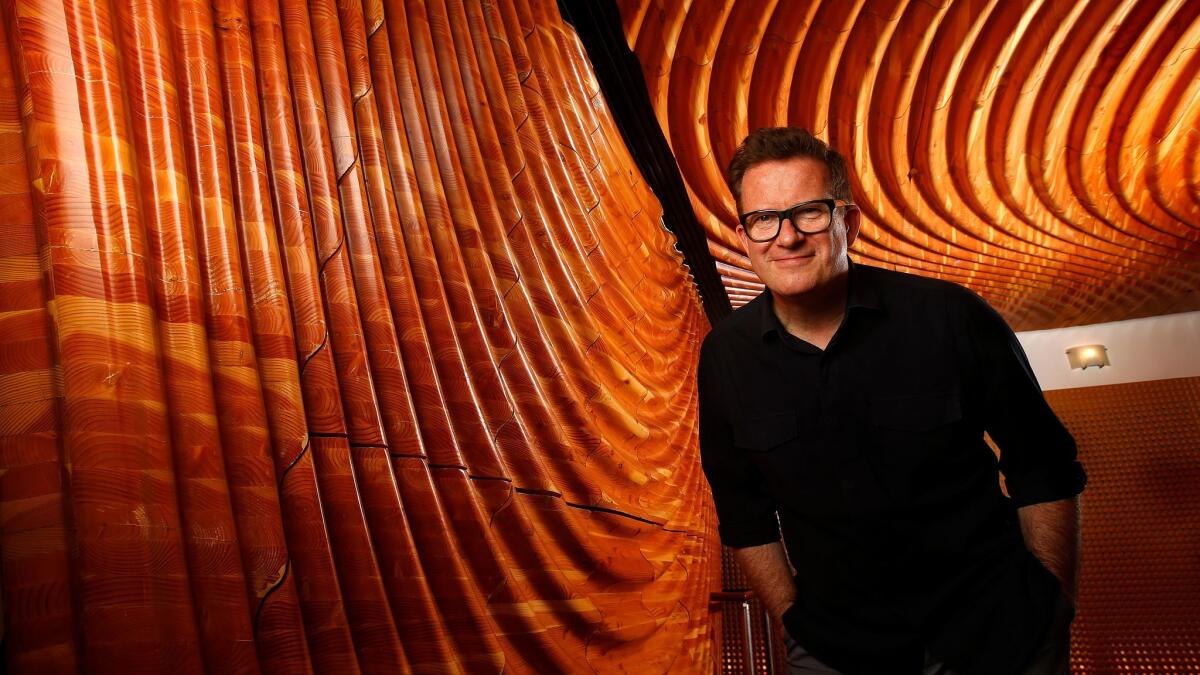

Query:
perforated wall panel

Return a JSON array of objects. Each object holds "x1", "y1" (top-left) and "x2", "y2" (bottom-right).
[{"x1": 1046, "y1": 377, "x2": 1200, "y2": 673}]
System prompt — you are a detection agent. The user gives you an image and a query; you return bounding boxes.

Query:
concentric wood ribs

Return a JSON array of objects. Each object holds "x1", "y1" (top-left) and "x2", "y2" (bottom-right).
[
  {"x1": 618, "y1": 0, "x2": 1200, "y2": 330},
  {"x1": 0, "y1": 0, "x2": 715, "y2": 672}
]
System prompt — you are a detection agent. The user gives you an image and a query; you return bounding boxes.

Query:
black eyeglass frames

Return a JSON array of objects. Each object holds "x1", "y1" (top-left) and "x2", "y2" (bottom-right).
[{"x1": 738, "y1": 198, "x2": 855, "y2": 243}]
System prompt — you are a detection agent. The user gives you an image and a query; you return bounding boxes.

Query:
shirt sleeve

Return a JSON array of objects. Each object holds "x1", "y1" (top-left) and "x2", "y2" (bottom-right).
[
  {"x1": 962, "y1": 289, "x2": 1087, "y2": 507},
  {"x1": 697, "y1": 338, "x2": 782, "y2": 548}
]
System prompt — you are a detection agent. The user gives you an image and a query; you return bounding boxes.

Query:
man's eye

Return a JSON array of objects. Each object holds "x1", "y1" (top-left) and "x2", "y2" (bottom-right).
[
  {"x1": 748, "y1": 213, "x2": 777, "y2": 227},
  {"x1": 794, "y1": 206, "x2": 825, "y2": 220}
]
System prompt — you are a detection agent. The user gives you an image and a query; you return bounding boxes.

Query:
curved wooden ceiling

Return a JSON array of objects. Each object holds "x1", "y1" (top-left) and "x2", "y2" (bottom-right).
[{"x1": 617, "y1": 0, "x2": 1200, "y2": 330}]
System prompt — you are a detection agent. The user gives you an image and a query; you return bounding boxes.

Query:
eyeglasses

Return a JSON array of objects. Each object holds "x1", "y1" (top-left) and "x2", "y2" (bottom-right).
[{"x1": 738, "y1": 198, "x2": 855, "y2": 243}]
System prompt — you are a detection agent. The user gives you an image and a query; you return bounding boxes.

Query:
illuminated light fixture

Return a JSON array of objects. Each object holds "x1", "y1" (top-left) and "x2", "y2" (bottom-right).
[{"x1": 1065, "y1": 344, "x2": 1110, "y2": 370}]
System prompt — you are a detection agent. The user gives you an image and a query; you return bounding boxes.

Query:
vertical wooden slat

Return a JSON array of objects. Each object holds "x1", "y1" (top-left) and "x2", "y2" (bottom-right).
[
  {"x1": 1, "y1": 0, "x2": 205, "y2": 670},
  {"x1": 106, "y1": 0, "x2": 260, "y2": 669},
  {"x1": 0, "y1": 14, "x2": 78, "y2": 671},
  {"x1": 165, "y1": 0, "x2": 313, "y2": 670},
  {"x1": 360, "y1": 0, "x2": 464, "y2": 470},
  {"x1": 275, "y1": 0, "x2": 386, "y2": 447},
  {"x1": 380, "y1": 0, "x2": 515, "y2": 480},
  {"x1": 210, "y1": 0, "x2": 361, "y2": 671}
]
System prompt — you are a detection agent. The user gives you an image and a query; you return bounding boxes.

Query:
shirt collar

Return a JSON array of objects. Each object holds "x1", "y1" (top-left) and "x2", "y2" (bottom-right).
[
  {"x1": 845, "y1": 259, "x2": 883, "y2": 313},
  {"x1": 758, "y1": 258, "x2": 883, "y2": 340}
]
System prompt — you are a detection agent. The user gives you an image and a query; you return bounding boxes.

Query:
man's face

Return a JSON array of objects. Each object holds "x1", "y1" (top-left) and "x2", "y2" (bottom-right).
[{"x1": 736, "y1": 157, "x2": 860, "y2": 301}]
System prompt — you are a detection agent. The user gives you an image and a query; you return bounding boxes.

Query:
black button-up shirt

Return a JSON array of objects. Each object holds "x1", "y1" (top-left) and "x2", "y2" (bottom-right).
[{"x1": 698, "y1": 262, "x2": 1086, "y2": 675}]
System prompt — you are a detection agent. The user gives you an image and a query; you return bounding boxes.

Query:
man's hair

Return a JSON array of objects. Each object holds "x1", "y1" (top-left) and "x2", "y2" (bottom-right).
[{"x1": 726, "y1": 127, "x2": 852, "y2": 212}]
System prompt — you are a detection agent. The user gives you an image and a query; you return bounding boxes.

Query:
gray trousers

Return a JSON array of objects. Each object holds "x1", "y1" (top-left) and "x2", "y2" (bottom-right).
[{"x1": 783, "y1": 591, "x2": 1075, "y2": 675}]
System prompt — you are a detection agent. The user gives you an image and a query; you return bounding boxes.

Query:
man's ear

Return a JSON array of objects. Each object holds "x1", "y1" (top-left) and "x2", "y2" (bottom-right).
[
  {"x1": 843, "y1": 206, "x2": 862, "y2": 249},
  {"x1": 736, "y1": 224, "x2": 750, "y2": 252}
]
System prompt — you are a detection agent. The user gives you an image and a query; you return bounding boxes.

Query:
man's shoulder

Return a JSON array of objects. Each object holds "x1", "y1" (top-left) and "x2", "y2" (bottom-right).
[
  {"x1": 859, "y1": 262, "x2": 962, "y2": 293},
  {"x1": 701, "y1": 293, "x2": 765, "y2": 355},
  {"x1": 858, "y1": 263, "x2": 979, "y2": 306}
]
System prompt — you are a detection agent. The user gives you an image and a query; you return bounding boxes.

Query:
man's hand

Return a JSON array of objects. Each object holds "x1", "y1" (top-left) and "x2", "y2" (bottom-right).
[
  {"x1": 1017, "y1": 496, "x2": 1081, "y2": 600},
  {"x1": 732, "y1": 541, "x2": 796, "y2": 621}
]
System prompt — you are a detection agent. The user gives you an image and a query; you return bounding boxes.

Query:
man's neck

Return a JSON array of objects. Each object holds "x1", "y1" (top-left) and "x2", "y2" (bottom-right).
[{"x1": 771, "y1": 272, "x2": 849, "y2": 350}]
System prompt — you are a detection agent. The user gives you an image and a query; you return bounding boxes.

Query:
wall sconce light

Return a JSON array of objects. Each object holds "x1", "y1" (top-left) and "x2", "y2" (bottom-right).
[{"x1": 1066, "y1": 344, "x2": 1110, "y2": 370}]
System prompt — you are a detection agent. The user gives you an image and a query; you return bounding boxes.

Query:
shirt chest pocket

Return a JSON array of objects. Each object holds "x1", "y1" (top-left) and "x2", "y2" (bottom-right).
[
  {"x1": 733, "y1": 412, "x2": 814, "y2": 503},
  {"x1": 734, "y1": 411, "x2": 889, "y2": 515},
  {"x1": 865, "y1": 392, "x2": 963, "y2": 465},
  {"x1": 733, "y1": 412, "x2": 799, "y2": 452}
]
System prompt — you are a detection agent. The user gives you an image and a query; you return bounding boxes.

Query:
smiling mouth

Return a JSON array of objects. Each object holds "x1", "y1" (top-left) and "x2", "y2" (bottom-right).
[{"x1": 770, "y1": 254, "x2": 815, "y2": 262}]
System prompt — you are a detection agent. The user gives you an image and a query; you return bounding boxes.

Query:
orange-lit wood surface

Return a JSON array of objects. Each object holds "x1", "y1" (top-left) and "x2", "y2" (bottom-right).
[
  {"x1": 617, "y1": 0, "x2": 1200, "y2": 330},
  {"x1": 0, "y1": 0, "x2": 716, "y2": 672}
]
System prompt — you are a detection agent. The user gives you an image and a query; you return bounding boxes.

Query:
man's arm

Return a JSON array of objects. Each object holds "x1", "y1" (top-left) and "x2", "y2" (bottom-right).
[
  {"x1": 732, "y1": 541, "x2": 795, "y2": 621},
  {"x1": 960, "y1": 287, "x2": 1087, "y2": 590},
  {"x1": 1018, "y1": 496, "x2": 1081, "y2": 600},
  {"x1": 697, "y1": 338, "x2": 795, "y2": 615}
]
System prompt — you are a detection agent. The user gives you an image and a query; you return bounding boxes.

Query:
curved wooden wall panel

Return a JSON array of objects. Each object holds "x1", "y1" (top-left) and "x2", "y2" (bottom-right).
[
  {"x1": 617, "y1": 0, "x2": 1200, "y2": 330},
  {"x1": 0, "y1": 0, "x2": 715, "y2": 672}
]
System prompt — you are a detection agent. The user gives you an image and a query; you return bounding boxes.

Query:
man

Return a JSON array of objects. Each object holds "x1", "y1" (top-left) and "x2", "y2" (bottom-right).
[{"x1": 698, "y1": 127, "x2": 1085, "y2": 675}]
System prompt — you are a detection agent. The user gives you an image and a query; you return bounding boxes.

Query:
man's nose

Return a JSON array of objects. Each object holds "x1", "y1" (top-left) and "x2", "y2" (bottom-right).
[{"x1": 774, "y1": 216, "x2": 805, "y2": 246}]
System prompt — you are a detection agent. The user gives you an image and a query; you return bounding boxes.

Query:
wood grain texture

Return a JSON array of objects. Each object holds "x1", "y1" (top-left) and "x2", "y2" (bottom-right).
[
  {"x1": 109, "y1": 0, "x2": 259, "y2": 668},
  {"x1": 0, "y1": 15, "x2": 78, "y2": 671},
  {"x1": 1, "y1": 0, "x2": 206, "y2": 670},
  {"x1": 165, "y1": 0, "x2": 312, "y2": 669},
  {"x1": 616, "y1": 0, "x2": 1200, "y2": 330},
  {"x1": 213, "y1": 0, "x2": 358, "y2": 670},
  {"x1": 0, "y1": 0, "x2": 714, "y2": 672}
]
